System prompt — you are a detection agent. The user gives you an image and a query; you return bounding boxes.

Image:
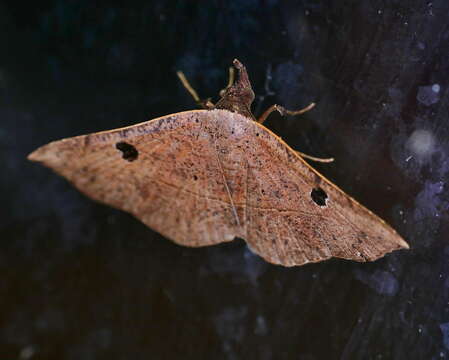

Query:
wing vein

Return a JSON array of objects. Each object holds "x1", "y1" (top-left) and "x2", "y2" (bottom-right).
[{"x1": 213, "y1": 140, "x2": 240, "y2": 227}]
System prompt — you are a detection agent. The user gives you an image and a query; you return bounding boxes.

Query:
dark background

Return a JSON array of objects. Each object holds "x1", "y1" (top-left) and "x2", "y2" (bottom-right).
[{"x1": 1, "y1": 1, "x2": 448, "y2": 359}]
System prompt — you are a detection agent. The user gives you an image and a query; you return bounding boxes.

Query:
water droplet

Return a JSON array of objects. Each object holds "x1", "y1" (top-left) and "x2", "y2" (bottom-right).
[
  {"x1": 417, "y1": 85, "x2": 440, "y2": 105},
  {"x1": 407, "y1": 129, "x2": 435, "y2": 156}
]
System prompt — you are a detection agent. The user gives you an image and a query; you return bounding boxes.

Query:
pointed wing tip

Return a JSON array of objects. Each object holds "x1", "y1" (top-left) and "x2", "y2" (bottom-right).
[
  {"x1": 368, "y1": 235, "x2": 409, "y2": 263},
  {"x1": 27, "y1": 146, "x2": 50, "y2": 164},
  {"x1": 398, "y1": 237, "x2": 410, "y2": 250},
  {"x1": 27, "y1": 143, "x2": 59, "y2": 166},
  {"x1": 27, "y1": 149, "x2": 41, "y2": 162},
  {"x1": 390, "y1": 227, "x2": 409, "y2": 250}
]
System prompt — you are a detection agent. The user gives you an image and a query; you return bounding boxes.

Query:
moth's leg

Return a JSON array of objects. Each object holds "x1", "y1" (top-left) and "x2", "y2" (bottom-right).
[
  {"x1": 257, "y1": 102, "x2": 315, "y2": 124},
  {"x1": 257, "y1": 102, "x2": 333, "y2": 163},
  {"x1": 219, "y1": 66, "x2": 235, "y2": 97},
  {"x1": 295, "y1": 151, "x2": 334, "y2": 163},
  {"x1": 176, "y1": 71, "x2": 215, "y2": 109}
]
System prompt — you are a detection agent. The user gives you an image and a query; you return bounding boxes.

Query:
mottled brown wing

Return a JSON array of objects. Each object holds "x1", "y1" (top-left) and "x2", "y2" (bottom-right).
[
  {"x1": 29, "y1": 109, "x2": 408, "y2": 266},
  {"x1": 205, "y1": 110, "x2": 408, "y2": 266},
  {"x1": 28, "y1": 110, "x2": 244, "y2": 247}
]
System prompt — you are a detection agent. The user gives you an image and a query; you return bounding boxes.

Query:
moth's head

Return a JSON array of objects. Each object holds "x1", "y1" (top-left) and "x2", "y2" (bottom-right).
[{"x1": 219, "y1": 59, "x2": 255, "y2": 108}]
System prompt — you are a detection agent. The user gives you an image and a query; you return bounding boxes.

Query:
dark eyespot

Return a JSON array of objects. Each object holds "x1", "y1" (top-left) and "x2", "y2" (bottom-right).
[
  {"x1": 193, "y1": 175, "x2": 198, "y2": 181},
  {"x1": 311, "y1": 187, "x2": 328, "y2": 206},
  {"x1": 116, "y1": 142, "x2": 138, "y2": 161}
]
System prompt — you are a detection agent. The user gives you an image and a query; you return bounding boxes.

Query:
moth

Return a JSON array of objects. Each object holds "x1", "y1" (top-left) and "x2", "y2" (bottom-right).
[{"x1": 28, "y1": 59, "x2": 409, "y2": 266}]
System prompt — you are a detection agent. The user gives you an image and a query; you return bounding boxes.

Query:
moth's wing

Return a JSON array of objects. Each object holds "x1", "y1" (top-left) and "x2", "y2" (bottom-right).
[
  {"x1": 28, "y1": 110, "x2": 243, "y2": 247},
  {"x1": 29, "y1": 108, "x2": 409, "y2": 266},
  {"x1": 212, "y1": 110, "x2": 409, "y2": 267}
]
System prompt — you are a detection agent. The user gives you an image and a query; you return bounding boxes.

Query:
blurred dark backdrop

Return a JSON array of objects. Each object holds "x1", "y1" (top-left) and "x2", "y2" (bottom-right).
[{"x1": 1, "y1": 1, "x2": 448, "y2": 359}]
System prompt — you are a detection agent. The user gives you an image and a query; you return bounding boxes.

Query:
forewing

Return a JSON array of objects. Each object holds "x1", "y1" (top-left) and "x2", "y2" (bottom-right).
[
  {"x1": 221, "y1": 112, "x2": 409, "y2": 266},
  {"x1": 28, "y1": 110, "x2": 242, "y2": 246}
]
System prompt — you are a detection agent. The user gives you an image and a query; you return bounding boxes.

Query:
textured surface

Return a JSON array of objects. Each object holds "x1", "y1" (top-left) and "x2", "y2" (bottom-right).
[
  {"x1": 1, "y1": 1, "x2": 448, "y2": 359},
  {"x1": 29, "y1": 109, "x2": 407, "y2": 266}
]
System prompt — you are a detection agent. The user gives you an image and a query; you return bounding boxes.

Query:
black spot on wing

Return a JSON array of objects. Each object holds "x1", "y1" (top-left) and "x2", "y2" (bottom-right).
[{"x1": 116, "y1": 142, "x2": 138, "y2": 161}]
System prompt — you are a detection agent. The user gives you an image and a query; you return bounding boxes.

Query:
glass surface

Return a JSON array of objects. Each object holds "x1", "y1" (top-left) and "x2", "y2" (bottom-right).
[{"x1": 1, "y1": 1, "x2": 447, "y2": 359}]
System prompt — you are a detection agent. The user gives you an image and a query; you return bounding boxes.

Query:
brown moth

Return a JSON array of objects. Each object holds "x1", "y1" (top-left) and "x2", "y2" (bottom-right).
[{"x1": 28, "y1": 59, "x2": 409, "y2": 267}]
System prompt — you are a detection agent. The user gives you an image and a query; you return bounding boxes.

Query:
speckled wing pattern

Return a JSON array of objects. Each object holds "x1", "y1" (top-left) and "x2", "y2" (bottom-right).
[{"x1": 28, "y1": 109, "x2": 408, "y2": 266}]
